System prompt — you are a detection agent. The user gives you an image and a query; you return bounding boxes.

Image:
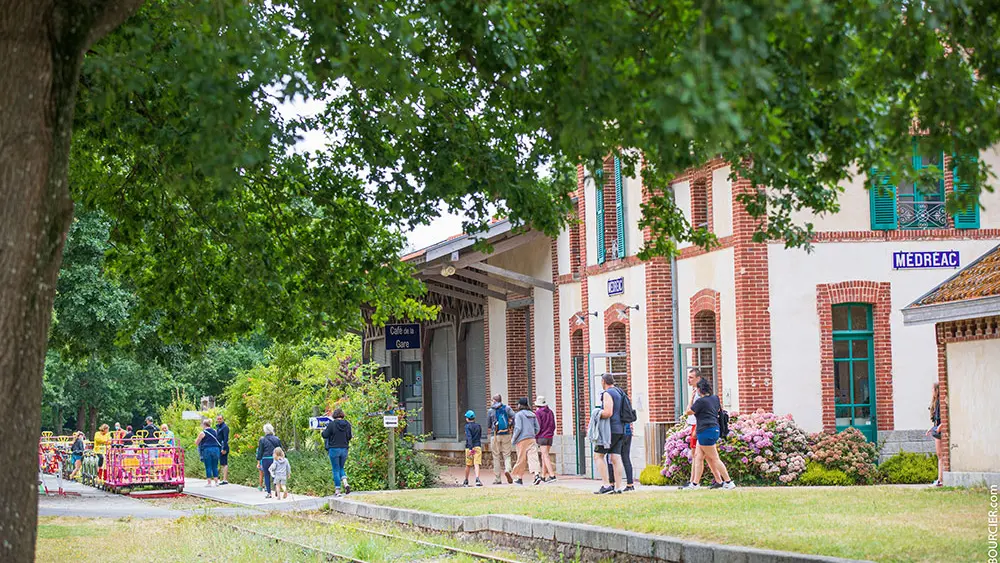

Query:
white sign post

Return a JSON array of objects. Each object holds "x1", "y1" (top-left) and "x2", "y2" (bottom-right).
[
  {"x1": 182, "y1": 411, "x2": 203, "y2": 421},
  {"x1": 382, "y1": 415, "x2": 399, "y2": 428}
]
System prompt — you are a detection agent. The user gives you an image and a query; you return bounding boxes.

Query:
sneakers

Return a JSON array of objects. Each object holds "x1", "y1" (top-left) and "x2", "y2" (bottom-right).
[
  {"x1": 265, "y1": 493, "x2": 272, "y2": 499},
  {"x1": 462, "y1": 479, "x2": 470, "y2": 487},
  {"x1": 623, "y1": 485, "x2": 635, "y2": 492},
  {"x1": 678, "y1": 482, "x2": 700, "y2": 490},
  {"x1": 594, "y1": 485, "x2": 615, "y2": 495},
  {"x1": 475, "y1": 478, "x2": 483, "y2": 487},
  {"x1": 333, "y1": 490, "x2": 341, "y2": 497},
  {"x1": 514, "y1": 478, "x2": 524, "y2": 485},
  {"x1": 930, "y1": 479, "x2": 943, "y2": 487},
  {"x1": 505, "y1": 471, "x2": 513, "y2": 484},
  {"x1": 533, "y1": 474, "x2": 542, "y2": 486},
  {"x1": 342, "y1": 478, "x2": 351, "y2": 495},
  {"x1": 709, "y1": 481, "x2": 724, "y2": 490},
  {"x1": 219, "y1": 481, "x2": 228, "y2": 485},
  {"x1": 546, "y1": 476, "x2": 557, "y2": 482},
  {"x1": 611, "y1": 489, "x2": 624, "y2": 494},
  {"x1": 492, "y1": 477, "x2": 503, "y2": 485},
  {"x1": 722, "y1": 481, "x2": 737, "y2": 490}
]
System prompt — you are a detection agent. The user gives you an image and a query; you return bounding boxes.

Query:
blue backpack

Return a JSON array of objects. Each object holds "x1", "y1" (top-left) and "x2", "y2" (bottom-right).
[{"x1": 496, "y1": 405, "x2": 510, "y2": 432}]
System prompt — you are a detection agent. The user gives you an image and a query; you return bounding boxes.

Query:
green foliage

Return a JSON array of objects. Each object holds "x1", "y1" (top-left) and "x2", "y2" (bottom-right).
[
  {"x1": 339, "y1": 368, "x2": 437, "y2": 491},
  {"x1": 639, "y1": 465, "x2": 669, "y2": 486},
  {"x1": 879, "y1": 453, "x2": 939, "y2": 484},
  {"x1": 798, "y1": 462, "x2": 853, "y2": 487},
  {"x1": 808, "y1": 428, "x2": 880, "y2": 485},
  {"x1": 160, "y1": 390, "x2": 222, "y2": 453}
]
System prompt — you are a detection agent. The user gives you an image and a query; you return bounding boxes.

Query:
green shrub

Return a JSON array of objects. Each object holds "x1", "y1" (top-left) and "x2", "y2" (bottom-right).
[
  {"x1": 639, "y1": 465, "x2": 669, "y2": 486},
  {"x1": 798, "y1": 461, "x2": 852, "y2": 486},
  {"x1": 879, "y1": 452, "x2": 938, "y2": 484}
]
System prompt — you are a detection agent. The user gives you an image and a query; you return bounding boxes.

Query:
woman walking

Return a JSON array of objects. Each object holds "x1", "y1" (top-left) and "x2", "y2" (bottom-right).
[
  {"x1": 322, "y1": 408, "x2": 353, "y2": 496},
  {"x1": 195, "y1": 419, "x2": 223, "y2": 486},
  {"x1": 926, "y1": 382, "x2": 945, "y2": 487},
  {"x1": 68, "y1": 432, "x2": 85, "y2": 480},
  {"x1": 679, "y1": 379, "x2": 736, "y2": 490},
  {"x1": 533, "y1": 396, "x2": 557, "y2": 482},
  {"x1": 257, "y1": 423, "x2": 283, "y2": 498},
  {"x1": 510, "y1": 398, "x2": 542, "y2": 486}
]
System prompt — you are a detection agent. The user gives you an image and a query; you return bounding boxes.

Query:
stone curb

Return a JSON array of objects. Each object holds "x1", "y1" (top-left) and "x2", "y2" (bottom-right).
[{"x1": 327, "y1": 497, "x2": 872, "y2": 563}]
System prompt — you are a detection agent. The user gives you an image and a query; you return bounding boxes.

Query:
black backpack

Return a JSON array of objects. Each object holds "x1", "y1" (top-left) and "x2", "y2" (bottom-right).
[
  {"x1": 617, "y1": 388, "x2": 638, "y2": 424},
  {"x1": 718, "y1": 408, "x2": 730, "y2": 438}
]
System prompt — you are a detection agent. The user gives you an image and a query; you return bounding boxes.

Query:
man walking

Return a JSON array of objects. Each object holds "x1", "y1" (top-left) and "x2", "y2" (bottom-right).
[
  {"x1": 487, "y1": 394, "x2": 515, "y2": 484},
  {"x1": 594, "y1": 374, "x2": 626, "y2": 494},
  {"x1": 216, "y1": 414, "x2": 231, "y2": 485}
]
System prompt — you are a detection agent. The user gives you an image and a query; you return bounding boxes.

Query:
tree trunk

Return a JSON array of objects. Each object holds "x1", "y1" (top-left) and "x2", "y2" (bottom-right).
[
  {"x1": 0, "y1": 1, "x2": 143, "y2": 560},
  {"x1": 76, "y1": 403, "x2": 88, "y2": 432},
  {"x1": 89, "y1": 406, "x2": 98, "y2": 437}
]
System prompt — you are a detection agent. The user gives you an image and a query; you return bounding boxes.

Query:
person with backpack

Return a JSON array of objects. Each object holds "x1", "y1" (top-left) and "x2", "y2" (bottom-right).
[
  {"x1": 322, "y1": 408, "x2": 353, "y2": 496},
  {"x1": 606, "y1": 381, "x2": 639, "y2": 491},
  {"x1": 487, "y1": 394, "x2": 515, "y2": 484},
  {"x1": 194, "y1": 419, "x2": 223, "y2": 487},
  {"x1": 594, "y1": 374, "x2": 628, "y2": 494},
  {"x1": 256, "y1": 423, "x2": 283, "y2": 498},
  {"x1": 679, "y1": 379, "x2": 735, "y2": 490}
]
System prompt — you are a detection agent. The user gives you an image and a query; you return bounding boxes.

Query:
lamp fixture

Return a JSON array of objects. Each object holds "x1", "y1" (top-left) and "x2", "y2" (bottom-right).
[
  {"x1": 440, "y1": 264, "x2": 457, "y2": 277},
  {"x1": 626, "y1": 304, "x2": 640, "y2": 312}
]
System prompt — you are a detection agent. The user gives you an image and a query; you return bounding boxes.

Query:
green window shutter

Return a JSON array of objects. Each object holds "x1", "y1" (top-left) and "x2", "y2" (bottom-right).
[
  {"x1": 953, "y1": 156, "x2": 980, "y2": 229},
  {"x1": 595, "y1": 179, "x2": 606, "y2": 264},
  {"x1": 614, "y1": 157, "x2": 625, "y2": 259},
  {"x1": 869, "y1": 168, "x2": 897, "y2": 231}
]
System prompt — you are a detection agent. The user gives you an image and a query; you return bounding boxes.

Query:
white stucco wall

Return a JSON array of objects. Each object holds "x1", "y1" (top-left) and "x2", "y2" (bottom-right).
[
  {"x1": 947, "y1": 338, "x2": 1000, "y2": 473},
  {"x1": 557, "y1": 282, "x2": 582, "y2": 435},
  {"x1": 487, "y1": 296, "x2": 507, "y2": 401},
  {"x1": 768, "y1": 240, "x2": 1000, "y2": 433},
  {"x1": 624, "y1": 162, "x2": 645, "y2": 257},
  {"x1": 978, "y1": 146, "x2": 1000, "y2": 229},
  {"x1": 557, "y1": 226, "x2": 571, "y2": 276},
  {"x1": 712, "y1": 166, "x2": 734, "y2": 238},
  {"x1": 675, "y1": 248, "x2": 739, "y2": 410}
]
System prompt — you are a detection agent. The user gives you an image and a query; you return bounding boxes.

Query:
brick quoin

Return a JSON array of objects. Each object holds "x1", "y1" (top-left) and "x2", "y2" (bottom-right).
[
  {"x1": 601, "y1": 156, "x2": 619, "y2": 259},
  {"x1": 484, "y1": 301, "x2": 491, "y2": 403},
  {"x1": 816, "y1": 281, "x2": 894, "y2": 432},
  {"x1": 731, "y1": 175, "x2": 773, "y2": 412},
  {"x1": 641, "y1": 157, "x2": 677, "y2": 422},
  {"x1": 935, "y1": 316, "x2": 1000, "y2": 472},
  {"x1": 506, "y1": 304, "x2": 529, "y2": 403},
  {"x1": 690, "y1": 288, "x2": 723, "y2": 397},
  {"x1": 603, "y1": 303, "x2": 633, "y2": 396}
]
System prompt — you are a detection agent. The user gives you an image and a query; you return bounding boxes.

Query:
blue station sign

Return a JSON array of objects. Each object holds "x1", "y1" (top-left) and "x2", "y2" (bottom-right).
[
  {"x1": 892, "y1": 250, "x2": 960, "y2": 270},
  {"x1": 386, "y1": 323, "x2": 421, "y2": 350},
  {"x1": 607, "y1": 277, "x2": 625, "y2": 296}
]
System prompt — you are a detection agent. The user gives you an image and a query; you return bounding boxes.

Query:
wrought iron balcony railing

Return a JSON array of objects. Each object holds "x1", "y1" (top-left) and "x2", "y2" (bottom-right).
[{"x1": 898, "y1": 200, "x2": 948, "y2": 230}]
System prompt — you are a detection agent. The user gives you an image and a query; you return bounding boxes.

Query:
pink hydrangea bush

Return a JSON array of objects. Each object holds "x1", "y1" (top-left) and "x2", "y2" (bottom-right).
[
  {"x1": 807, "y1": 427, "x2": 880, "y2": 484},
  {"x1": 661, "y1": 409, "x2": 810, "y2": 485}
]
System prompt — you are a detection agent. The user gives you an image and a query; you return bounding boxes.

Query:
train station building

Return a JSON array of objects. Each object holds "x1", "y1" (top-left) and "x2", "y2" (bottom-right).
[{"x1": 362, "y1": 146, "x2": 1000, "y2": 474}]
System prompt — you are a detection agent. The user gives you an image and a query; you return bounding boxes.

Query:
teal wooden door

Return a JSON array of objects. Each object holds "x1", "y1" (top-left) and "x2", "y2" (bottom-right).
[{"x1": 832, "y1": 304, "x2": 877, "y2": 442}]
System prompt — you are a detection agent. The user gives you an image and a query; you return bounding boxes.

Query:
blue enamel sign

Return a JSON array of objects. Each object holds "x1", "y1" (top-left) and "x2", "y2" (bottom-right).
[
  {"x1": 386, "y1": 323, "x2": 421, "y2": 350},
  {"x1": 607, "y1": 277, "x2": 625, "y2": 296},
  {"x1": 892, "y1": 250, "x2": 960, "y2": 270}
]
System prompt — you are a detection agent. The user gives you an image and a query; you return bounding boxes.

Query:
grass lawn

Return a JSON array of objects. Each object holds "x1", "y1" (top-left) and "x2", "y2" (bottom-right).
[
  {"x1": 36, "y1": 513, "x2": 532, "y2": 562},
  {"x1": 363, "y1": 485, "x2": 987, "y2": 562}
]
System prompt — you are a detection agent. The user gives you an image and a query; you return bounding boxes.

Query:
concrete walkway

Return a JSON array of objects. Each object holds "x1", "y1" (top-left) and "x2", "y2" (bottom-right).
[{"x1": 184, "y1": 478, "x2": 329, "y2": 511}]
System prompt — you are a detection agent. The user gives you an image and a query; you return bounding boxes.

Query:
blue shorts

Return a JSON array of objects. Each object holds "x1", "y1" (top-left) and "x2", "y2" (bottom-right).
[
  {"x1": 71, "y1": 453, "x2": 83, "y2": 464},
  {"x1": 696, "y1": 427, "x2": 721, "y2": 446}
]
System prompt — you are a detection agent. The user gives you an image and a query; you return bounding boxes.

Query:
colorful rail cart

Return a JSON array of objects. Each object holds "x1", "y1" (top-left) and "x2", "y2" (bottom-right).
[{"x1": 99, "y1": 432, "x2": 185, "y2": 494}]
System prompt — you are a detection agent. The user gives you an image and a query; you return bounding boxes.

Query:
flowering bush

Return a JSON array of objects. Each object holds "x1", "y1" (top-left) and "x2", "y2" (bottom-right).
[
  {"x1": 808, "y1": 427, "x2": 879, "y2": 484},
  {"x1": 661, "y1": 409, "x2": 810, "y2": 485}
]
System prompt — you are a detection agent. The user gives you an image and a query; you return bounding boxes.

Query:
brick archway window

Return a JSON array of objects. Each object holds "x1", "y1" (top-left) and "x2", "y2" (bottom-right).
[
  {"x1": 603, "y1": 304, "x2": 632, "y2": 395},
  {"x1": 689, "y1": 289, "x2": 723, "y2": 399},
  {"x1": 817, "y1": 282, "x2": 894, "y2": 434}
]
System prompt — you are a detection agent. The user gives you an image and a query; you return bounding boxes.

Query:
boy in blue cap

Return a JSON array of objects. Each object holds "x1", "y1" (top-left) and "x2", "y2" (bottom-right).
[{"x1": 463, "y1": 410, "x2": 483, "y2": 487}]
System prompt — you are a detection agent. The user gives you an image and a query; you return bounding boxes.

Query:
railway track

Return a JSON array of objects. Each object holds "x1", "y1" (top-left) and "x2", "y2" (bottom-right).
[{"x1": 224, "y1": 508, "x2": 526, "y2": 563}]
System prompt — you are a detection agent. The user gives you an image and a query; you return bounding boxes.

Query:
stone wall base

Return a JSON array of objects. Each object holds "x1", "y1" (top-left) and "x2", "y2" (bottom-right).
[{"x1": 944, "y1": 471, "x2": 1000, "y2": 487}]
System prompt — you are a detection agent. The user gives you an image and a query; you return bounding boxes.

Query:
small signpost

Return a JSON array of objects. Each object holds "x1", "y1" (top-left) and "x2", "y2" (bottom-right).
[
  {"x1": 181, "y1": 411, "x2": 203, "y2": 421},
  {"x1": 384, "y1": 410, "x2": 397, "y2": 490},
  {"x1": 382, "y1": 415, "x2": 399, "y2": 428},
  {"x1": 386, "y1": 323, "x2": 421, "y2": 350},
  {"x1": 309, "y1": 416, "x2": 332, "y2": 430}
]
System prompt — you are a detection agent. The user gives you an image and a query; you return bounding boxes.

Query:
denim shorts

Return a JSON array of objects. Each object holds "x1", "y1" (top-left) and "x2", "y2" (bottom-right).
[{"x1": 696, "y1": 427, "x2": 721, "y2": 446}]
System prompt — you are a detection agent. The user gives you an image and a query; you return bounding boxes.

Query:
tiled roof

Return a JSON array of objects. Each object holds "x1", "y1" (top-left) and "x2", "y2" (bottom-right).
[{"x1": 913, "y1": 244, "x2": 1000, "y2": 306}]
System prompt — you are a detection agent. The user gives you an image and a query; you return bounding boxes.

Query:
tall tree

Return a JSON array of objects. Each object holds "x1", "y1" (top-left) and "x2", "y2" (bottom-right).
[{"x1": 4, "y1": 1, "x2": 1000, "y2": 559}]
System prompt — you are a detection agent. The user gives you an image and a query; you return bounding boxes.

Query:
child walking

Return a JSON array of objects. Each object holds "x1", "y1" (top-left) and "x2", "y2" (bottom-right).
[
  {"x1": 268, "y1": 447, "x2": 291, "y2": 499},
  {"x1": 463, "y1": 410, "x2": 483, "y2": 487}
]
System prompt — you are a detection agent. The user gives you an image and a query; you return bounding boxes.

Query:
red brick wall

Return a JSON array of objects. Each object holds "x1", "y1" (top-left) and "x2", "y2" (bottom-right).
[
  {"x1": 690, "y1": 288, "x2": 723, "y2": 396},
  {"x1": 506, "y1": 305, "x2": 530, "y2": 403},
  {"x1": 601, "y1": 156, "x2": 620, "y2": 260},
  {"x1": 691, "y1": 177, "x2": 710, "y2": 231},
  {"x1": 642, "y1": 156, "x2": 677, "y2": 421},
  {"x1": 816, "y1": 281, "x2": 894, "y2": 432},
  {"x1": 569, "y1": 204, "x2": 582, "y2": 279},
  {"x1": 550, "y1": 239, "x2": 562, "y2": 434},
  {"x1": 569, "y1": 328, "x2": 587, "y2": 439},
  {"x1": 732, "y1": 176, "x2": 774, "y2": 412},
  {"x1": 935, "y1": 316, "x2": 1000, "y2": 472}
]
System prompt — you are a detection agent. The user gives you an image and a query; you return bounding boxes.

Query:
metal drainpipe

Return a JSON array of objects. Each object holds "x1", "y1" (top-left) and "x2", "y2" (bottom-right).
[{"x1": 670, "y1": 253, "x2": 681, "y2": 421}]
